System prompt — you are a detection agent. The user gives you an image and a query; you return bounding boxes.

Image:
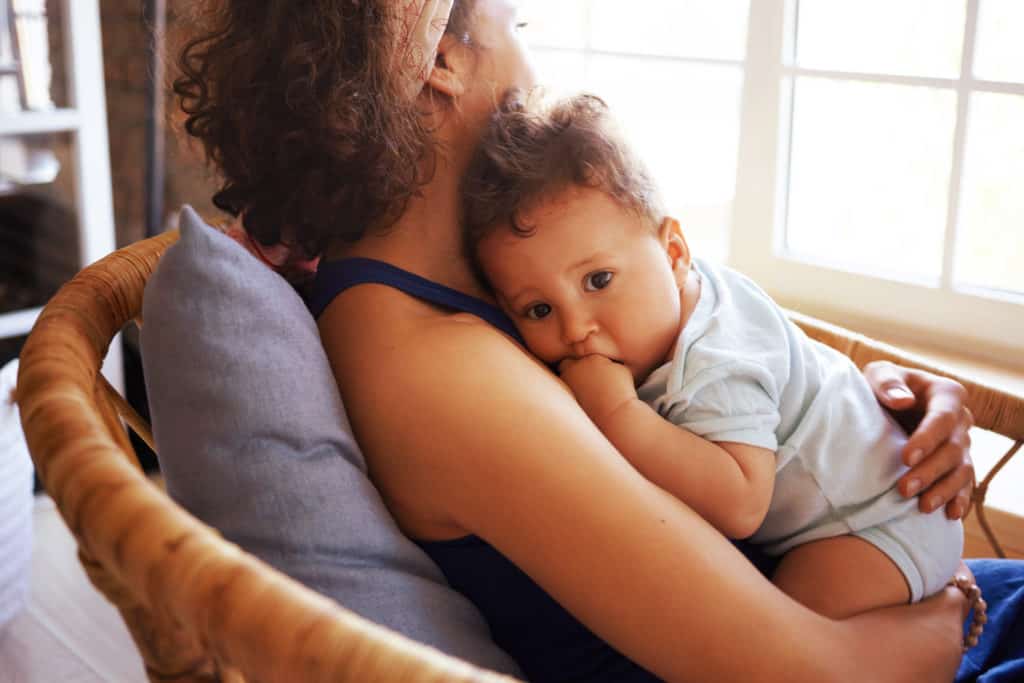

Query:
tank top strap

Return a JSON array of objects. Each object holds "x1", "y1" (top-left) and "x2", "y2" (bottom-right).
[{"x1": 308, "y1": 257, "x2": 523, "y2": 343}]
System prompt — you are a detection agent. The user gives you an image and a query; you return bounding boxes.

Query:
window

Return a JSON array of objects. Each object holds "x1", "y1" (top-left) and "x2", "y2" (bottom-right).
[
  {"x1": 521, "y1": 1, "x2": 1023, "y2": 365},
  {"x1": 520, "y1": 0, "x2": 752, "y2": 263},
  {"x1": 731, "y1": 0, "x2": 1024, "y2": 363}
]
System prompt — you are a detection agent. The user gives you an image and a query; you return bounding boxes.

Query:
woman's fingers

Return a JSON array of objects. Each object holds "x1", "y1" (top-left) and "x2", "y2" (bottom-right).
[
  {"x1": 866, "y1": 361, "x2": 977, "y2": 517},
  {"x1": 951, "y1": 561, "x2": 978, "y2": 620},
  {"x1": 901, "y1": 379, "x2": 969, "y2": 467},
  {"x1": 899, "y1": 432, "x2": 973, "y2": 515},
  {"x1": 917, "y1": 459, "x2": 974, "y2": 516},
  {"x1": 948, "y1": 485, "x2": 973, "y2": 521},
  {"x1": 941, "y1": 410, "x2": 975, "y2": 520},
  {"x1": 864, "y1": 361, "x2": 919, "y2": 411}
]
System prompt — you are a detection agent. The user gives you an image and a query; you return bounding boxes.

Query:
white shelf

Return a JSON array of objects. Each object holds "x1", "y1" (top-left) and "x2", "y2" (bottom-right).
[
  {"x1": 0, "y1": 108, "x2": 80, "y2": 136},
  {"x1": 1, "y1": 1, "x2": 121, "y2": 392},
  {"x1": 0, "y1": 306, "x2": 42, "y2": 339}
]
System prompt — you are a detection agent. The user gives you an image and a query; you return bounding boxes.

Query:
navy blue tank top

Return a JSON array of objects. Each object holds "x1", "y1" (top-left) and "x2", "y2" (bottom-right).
[{"x1": 310, "y1": 257, "x2": 778, "y2": 683}]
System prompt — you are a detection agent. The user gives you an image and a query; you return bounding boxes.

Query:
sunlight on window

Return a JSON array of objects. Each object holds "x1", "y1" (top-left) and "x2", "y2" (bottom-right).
[
  {"x1": 520, "y1": 2, "x2": 749, "y2": 263},
  {"x1": 528, "y1": 50, "x2": 587, "y2": 97},
  {"x1": 973, "y1": 0, "x2": 1024, "y2": 84},
  {"x1": 589, "y1": 0, "x2": 750, "y2": 61},
  {"x1": 786, "y1": 78, "x2": 957, "y2": 281},
  {"x1": 956, "y1": 92, "x2": 1024, "y2": 296},
  {"x1": 518, "y1": 0, "x2": 586, "y2": 49},
  {"x1": 588, "y1": 58, "x2": 742, "y2": 262},
  {"x1": 796, "y1": 0, "x2": 965, "y2": 78}
]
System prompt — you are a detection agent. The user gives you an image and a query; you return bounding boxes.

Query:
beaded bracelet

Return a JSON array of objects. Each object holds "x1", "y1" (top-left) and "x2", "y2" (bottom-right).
[{"x1": 948, "y1": 576, "x2": 987, "y2": 651}]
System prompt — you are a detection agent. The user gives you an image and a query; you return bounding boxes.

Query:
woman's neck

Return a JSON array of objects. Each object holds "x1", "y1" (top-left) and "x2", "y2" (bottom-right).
[{"x1": 325, "y1": 158, "x2": 493, "y2": 303}]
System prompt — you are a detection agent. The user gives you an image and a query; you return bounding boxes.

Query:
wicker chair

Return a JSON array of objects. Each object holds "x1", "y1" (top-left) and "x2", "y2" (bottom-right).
[{"x1": 16, "y1": 234, "x2": 1024, "y2": 683}]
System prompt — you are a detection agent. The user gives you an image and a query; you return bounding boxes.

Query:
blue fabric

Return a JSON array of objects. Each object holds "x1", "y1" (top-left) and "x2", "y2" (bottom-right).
[
  {"x1": 309, "y1": 256, "x2": 1024, "y2": 681},
  {"x1": 958, "y1": 559, "x2": 1024, "y2": 682},
  {"x1": 310, "y1": 257, "x2": 523, "y2": 344},
  {"x1": 417, "y1": 536, "x2": 661, "y2": 683}
]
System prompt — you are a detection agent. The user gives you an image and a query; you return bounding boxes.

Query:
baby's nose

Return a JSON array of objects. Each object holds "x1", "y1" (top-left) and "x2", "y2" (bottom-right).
[{"x1": 561, "y1": 313, "x2": 598, "y2": 346}]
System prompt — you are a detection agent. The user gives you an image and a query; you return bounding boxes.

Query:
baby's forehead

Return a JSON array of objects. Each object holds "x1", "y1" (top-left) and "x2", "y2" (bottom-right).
[
  {"x1": 509, "y1": 186, "x2": 650, "y2": 237},
  {"x1": 519, "y1": 185, "x2": 623, "y2": 220},
  {"x1": 482, "y1": 198, "x2": 647, "y2": 269}
]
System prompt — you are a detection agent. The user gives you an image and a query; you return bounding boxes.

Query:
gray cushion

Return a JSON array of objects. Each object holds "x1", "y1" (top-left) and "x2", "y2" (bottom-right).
[{"x1": 141, "y1": 206, "x2": 520, "y2": 675}]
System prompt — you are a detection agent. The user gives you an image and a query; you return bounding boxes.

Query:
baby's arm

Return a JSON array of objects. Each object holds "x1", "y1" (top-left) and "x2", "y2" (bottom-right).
[
  {"x1": 559, "y1": 356, "x2": 775, "y2": 539},
  {"x1": 605, "y1": 401, "x2": 775, "y2": 539}
]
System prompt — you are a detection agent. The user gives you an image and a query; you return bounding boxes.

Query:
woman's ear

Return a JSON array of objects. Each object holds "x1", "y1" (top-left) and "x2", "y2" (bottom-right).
[
  {"x1": 658, "y1": 217, "x2": 691, "y2": 273},
  {"x1": 425, "y1": 34, "x2": 469, "y2": 98}
]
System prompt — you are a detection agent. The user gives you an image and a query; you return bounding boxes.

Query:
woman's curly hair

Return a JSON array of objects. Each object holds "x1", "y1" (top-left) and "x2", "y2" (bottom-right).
[{"x1": 174, "y1": 0, "x2": 475, "y2": 258}]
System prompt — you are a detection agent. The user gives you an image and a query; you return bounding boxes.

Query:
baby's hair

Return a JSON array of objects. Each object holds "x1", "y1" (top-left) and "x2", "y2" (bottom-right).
[{"x1": 462, "y1": 89, "x2": 666, "y2": 271}]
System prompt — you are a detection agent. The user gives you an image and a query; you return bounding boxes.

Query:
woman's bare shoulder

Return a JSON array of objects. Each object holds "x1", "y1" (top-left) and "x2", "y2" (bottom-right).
[
  {"x1": 386, "y1": 311, "x2": 565, "y2": 411},
  {"x1": 358, "y1": 304, "x2": 553, "y2": 389}
]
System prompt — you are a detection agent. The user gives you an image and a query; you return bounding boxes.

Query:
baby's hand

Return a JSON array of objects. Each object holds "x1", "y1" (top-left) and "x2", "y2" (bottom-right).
[{"x1": 558, "y1": 356, "x2": 637, "y2": 426}]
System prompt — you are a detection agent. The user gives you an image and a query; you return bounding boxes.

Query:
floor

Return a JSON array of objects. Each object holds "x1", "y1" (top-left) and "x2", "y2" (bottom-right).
[{"x1": 0, "y1": 496, "x2": 144, "y2": 683}]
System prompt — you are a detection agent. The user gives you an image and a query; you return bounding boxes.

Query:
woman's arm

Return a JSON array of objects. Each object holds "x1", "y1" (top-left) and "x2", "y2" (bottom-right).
[
  {"x1": 864, "y1": 361, "x2": 975, "y2": 518},
  {"x1": 367, "y1": 322, "x2": 965, "y2": 683}
]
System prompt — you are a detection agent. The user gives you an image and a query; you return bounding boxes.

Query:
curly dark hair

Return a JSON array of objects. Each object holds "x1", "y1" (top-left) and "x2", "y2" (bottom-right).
[
  {"x1": 462, "y1": 90, "x2": 666, "y2": 265},
  {"x1": 173, "y1": 0, "x2": 477, "y2": 258}
]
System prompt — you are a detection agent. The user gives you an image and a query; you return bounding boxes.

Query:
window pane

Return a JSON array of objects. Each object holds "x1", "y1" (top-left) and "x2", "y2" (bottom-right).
[
  {"x1": 796, "y1": 0, "x2": 966, "y2": 78},
  {"x1": 955, "y1": 92, "x2": 1024, "y2": 296},
  {"x1": 974, "y1": 0, "x2": 1024, "y2": 83},
  {"x1": 590, "y1": 0, "x2": 750, "y2": 61},
  {"x1": 786, "y1": 78, "x2": 957, "y2": 281},
  {"x1": 528, "y1": 49, "x2": 587, "y2": 96},
  {"x1": 588, "y1": 57, "x2": 743, "y2": 261},
  {"x1": 519, "y1": 0, "x2": 587, "y2": 49}
]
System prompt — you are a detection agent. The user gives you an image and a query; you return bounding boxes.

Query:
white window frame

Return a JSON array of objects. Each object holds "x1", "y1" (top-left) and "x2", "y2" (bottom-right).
[{"x1": 730, "y1": 0, "x2": 1024, "y2": 368}]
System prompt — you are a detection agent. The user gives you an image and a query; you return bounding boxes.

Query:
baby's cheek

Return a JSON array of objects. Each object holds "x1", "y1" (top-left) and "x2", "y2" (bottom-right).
[{"x1": 520, "y1": 329, "x2": 559, "y2": 364}]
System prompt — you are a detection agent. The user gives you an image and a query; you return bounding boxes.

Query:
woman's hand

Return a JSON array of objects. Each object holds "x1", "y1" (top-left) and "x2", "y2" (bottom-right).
[
  {"x1": 864, "y1": 361, "x2": 975, "y2": 520},
  {"x1": 951, "y1": 561, "x2": 978, "y2": 622}
]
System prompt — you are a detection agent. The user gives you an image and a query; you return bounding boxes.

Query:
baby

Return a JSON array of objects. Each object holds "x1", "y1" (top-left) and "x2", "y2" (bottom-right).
[{"x1": 461, "y1": 91, "x2": 964, "y2": 619}]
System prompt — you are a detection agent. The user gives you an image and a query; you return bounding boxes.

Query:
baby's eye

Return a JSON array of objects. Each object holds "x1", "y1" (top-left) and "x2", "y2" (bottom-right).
[
  {"x1": 584, "y1": 271, "x2": 614, "y2": 291},
  {"x1": 525, "y1": 302, "x2": 552, "y2": 320},
  {"x1": 515, "y1": 21, "x2": 530, "y2": 31}
]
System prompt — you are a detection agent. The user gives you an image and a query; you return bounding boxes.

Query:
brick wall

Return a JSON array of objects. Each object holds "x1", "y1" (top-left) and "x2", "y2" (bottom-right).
[{"x1": 100, "y1": 0, "x2": 218, "y2": 247}]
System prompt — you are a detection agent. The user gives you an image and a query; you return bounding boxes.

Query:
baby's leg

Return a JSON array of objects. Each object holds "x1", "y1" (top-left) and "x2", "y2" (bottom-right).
[{"x1": 772, "y1": 535, "x2": 910, "y2": 619}]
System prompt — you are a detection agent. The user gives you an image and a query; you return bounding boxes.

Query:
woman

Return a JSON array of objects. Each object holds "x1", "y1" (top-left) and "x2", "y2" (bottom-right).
[{"x1": 175, "y1": 1, "x2": 1020, "y2": 680}]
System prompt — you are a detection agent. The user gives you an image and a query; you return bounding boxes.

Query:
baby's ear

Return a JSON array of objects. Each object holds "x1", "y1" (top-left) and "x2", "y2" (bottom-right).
[{"x1": 659, "y1": 217, "x2": 691, "y2": 273}]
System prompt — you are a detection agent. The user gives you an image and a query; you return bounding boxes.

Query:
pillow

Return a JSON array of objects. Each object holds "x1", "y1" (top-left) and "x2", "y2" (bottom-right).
[{"x1": 141, "y1": 206, "x2": 520, "y2": 675}]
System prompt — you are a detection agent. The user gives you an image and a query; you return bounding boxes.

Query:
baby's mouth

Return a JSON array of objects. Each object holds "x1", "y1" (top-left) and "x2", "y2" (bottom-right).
[{"x1": 564, "y1": 353, "x2": 625, "y2": 365}]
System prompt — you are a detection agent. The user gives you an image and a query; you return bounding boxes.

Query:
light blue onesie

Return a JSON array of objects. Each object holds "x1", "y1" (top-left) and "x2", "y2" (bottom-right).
[{"x1": 636, "y1": 258, "x2": 963, "y2": 602}]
